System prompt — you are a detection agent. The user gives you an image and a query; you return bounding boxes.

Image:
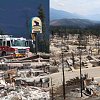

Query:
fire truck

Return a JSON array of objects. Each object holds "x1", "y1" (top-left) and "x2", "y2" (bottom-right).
[{"x1": 0, "y1": 35, "x2": 30, "y2": 57}]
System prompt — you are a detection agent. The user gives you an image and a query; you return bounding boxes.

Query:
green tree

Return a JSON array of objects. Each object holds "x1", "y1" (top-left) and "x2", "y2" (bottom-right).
[
  {"x1": 38, "y1": 4, "x2": 46, "y2": 34},
  {"x1": 37, "y1": 4, "x2": 47, "y2": 52}
]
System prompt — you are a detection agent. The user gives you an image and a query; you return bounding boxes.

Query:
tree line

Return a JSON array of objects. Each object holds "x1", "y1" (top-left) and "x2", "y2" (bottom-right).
[{"x1": 50, "y1": 24, "x2": 100, "y2": 37}]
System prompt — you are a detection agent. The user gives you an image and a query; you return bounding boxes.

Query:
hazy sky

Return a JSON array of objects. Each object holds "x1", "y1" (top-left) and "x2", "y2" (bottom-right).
[{"x1": 50, "y1": 0, "x2": 100, "y2": 16}]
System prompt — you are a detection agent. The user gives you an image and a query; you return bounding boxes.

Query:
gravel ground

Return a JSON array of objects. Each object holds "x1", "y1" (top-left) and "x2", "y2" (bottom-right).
[
  {"x1": 50, "y1": 66, "x2": 100, "y2": 100},
  {"x1": 50, "y1": 67, "x2": 100, "y2": 87},
  {"x1": 50, "y1": 84, "x2": 100, "y2": 100}
]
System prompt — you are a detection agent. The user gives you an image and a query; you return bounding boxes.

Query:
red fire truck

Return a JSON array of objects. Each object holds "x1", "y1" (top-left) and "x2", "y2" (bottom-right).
[{"x1": 0, "y1": 35, "x2": 30, "y2": 57}]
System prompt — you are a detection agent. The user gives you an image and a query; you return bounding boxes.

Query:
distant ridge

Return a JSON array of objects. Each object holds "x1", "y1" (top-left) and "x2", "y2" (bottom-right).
[
  {"x1": 0, "y1": 0, "x2": 49, "y2": 38},
  {"x1": 85, "y1": 14, "x2": 100, "y2": 21},
  {"x1": 50, "y1": 18, "x2": 96, "y2": 28},
  {"x1": 50, "y1": 8, "x2": 83, "y2": 20}
]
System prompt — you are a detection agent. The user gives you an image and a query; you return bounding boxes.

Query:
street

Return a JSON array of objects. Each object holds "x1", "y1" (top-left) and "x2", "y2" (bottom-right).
[{"x1": 50, "y1": 66, "x2": 100, "y2": 87}]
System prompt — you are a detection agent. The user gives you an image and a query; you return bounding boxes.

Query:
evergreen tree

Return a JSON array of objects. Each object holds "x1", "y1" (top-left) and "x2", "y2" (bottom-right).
[
  {"x1": 37, "y1": 4, "x2": 47, "y2": 52},
  {"x1": 38, "y1": 4, "x2": 46, "y2": 34}
]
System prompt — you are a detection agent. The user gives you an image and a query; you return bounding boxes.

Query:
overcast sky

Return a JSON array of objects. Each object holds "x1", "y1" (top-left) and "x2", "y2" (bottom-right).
[{"x1": 50, "y1": 0, "x2": 100, "y2": 16}]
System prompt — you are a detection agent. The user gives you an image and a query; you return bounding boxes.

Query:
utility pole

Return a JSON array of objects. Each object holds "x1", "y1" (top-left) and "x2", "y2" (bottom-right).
[
  {"x1": 35, "y1": 33, "x2": 38, "y2": 54},
  {"x1": 51, "y1": 78, "x2": 54, "y2": 100},
  {"x1": 32, "y1": 33, "x2": 38, "y2": 54},
  {"x1": 79, "y1": 33, "x2": 83, "y2": 97},
  {"x1": 61, "y1": 35, "x2": 66, "y2": 100},
  {"x1": 79, "y1": 49, "x2": 82, "y2": 97}
]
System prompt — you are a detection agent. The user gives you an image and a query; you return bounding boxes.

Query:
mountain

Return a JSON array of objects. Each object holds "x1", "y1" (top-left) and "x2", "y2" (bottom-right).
[
  {"x1": 85, "y1": 14, "x2": 100, "y2": 21},
  {"x1": 50, "y1": 8, "x2": 83, "y2": 20},
  {"x1": 50, "y1": 19, "x2": 96, "y2": 28},
  {"x1": 50, "y1": 9, "x2": 97, "y2": 28},
  {"x1": 0, "y1": 0, "x2": 49, "y2": 38}
]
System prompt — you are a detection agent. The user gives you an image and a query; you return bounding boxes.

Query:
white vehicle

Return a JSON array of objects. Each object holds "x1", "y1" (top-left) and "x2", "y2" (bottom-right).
[{"x1": 0, "y1": 35, "x2": 30, "y2": 57}]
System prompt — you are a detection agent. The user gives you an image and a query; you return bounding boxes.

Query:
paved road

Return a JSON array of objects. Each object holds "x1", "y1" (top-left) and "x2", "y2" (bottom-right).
[{"x1": 50, "y1": 67, "x2": 100, "y2": 87}]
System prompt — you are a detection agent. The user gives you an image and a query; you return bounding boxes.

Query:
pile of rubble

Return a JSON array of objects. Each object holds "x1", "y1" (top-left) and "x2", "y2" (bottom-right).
[
  {"x1": 0, "y1": 54, "x2": 51, "y2": 100},
  {"x1": 0, "y1": 86, "x2": 50, "y2": 100}
]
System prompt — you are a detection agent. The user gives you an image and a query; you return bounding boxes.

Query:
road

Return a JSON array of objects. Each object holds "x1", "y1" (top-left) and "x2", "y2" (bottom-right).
[{"x1": 50, "y1": 66, "x2": 100, "y2": 87}]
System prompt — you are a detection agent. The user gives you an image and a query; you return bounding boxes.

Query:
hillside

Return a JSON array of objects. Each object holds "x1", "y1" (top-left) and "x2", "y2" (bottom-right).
[
  {"x1": 50, "y1": 19, "x2": 96, "y2": 28},
  {"x1": 50, "y1": 8, "x2": 83, "y2": 20},
  {"x1": 0, "y1": 0, "x2": 49, "y2": 38}
]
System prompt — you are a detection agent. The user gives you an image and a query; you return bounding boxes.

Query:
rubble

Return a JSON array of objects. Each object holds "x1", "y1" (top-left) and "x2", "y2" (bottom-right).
[
  {"x1": 0, "y1": 54, "x2": 50, "y2": 100},
  {"x1": 0, "y1": 86, "x2": 50, "y2": 100}
]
